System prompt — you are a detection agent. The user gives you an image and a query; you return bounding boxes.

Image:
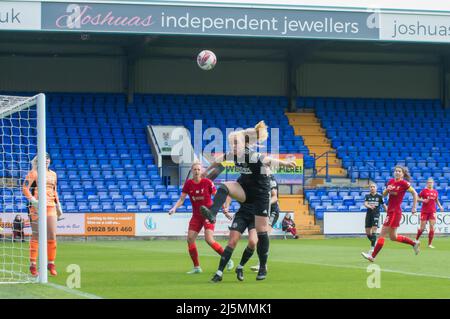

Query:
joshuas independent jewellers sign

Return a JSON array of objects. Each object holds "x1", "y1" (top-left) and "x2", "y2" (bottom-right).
[
  {"x1": 41, "y1": 2, "x2": 379, "y2": 40},
  {"x1": 4, "y1": 2, "x2": 450, "y2": 45}
]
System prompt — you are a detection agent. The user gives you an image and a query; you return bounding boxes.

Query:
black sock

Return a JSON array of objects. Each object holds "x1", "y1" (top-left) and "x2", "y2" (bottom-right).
[
  {"x1": 257, "y1": 232, "x2": 269, "y2": 271},
  {"x1": 218, "y1": 246, "x2": 234, "y2": 273},
  {"x1": 209, "y1": 184, "x2": 229, "y2": 215},
  {"x1": 366, "y1": 234, "x2": 372, "y2": 244},
  {"x1": 239, "y1": 246, "x2": 255, "y2": 267},
  {"x1": 371, "y1": 233, "x2": 377, "y2": 247}
]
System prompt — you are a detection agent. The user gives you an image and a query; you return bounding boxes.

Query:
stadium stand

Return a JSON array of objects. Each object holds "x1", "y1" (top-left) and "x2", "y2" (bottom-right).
[
  {"x1": 3, "y1": 93, "x2": 449, "y2": 219},
  {"x1": 298, "y1": 97, "x2": 450, "y2": 219},
  {"x1": 1, "y1": 93, "x2": 313, "y2": 214}
]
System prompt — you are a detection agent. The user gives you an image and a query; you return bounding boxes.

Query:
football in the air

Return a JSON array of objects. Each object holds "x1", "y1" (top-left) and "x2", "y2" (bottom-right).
[{"x1": 197, "y1": 50, "x2": 217, "y2": 70}]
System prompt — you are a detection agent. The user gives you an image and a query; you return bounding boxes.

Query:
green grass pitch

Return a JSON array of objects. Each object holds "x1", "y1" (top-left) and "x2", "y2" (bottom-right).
[{"x1": 1, "y1": 237, "x2": 450, "y2": 299}]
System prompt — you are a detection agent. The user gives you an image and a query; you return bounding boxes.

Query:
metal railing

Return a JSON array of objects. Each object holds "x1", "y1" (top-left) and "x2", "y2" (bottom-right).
[
  {"x1": 310, "y1": 150, "x2": 341, "y2": 182},
  {"x1": 348, "y1": 161, "x2": 377, "y2": 183}
]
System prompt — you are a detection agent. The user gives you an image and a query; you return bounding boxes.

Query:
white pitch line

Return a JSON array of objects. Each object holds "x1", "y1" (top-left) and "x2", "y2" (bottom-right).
[
  {"x1": 46, "y1": 283, "x2": 103, "y2": 299},
  {"x1": 282, "y1": 260, "x2": 450, "y2": 280}
]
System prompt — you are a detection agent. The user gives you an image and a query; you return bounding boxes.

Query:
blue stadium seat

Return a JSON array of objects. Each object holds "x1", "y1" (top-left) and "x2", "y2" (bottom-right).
[{"x1": 151, "y1": 205, "x2": 162, "y2": 211}]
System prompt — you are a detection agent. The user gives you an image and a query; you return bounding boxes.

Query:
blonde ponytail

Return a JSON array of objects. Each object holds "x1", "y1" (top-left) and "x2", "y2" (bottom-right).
[{"x1": 254, "y1": 120, "x2": 268, "y2": 142}]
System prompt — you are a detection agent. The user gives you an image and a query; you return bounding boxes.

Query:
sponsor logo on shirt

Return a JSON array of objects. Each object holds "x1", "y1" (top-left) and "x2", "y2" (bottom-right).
[{"x1": 234, "y1": 164, "x2": 252, "y2": 174}]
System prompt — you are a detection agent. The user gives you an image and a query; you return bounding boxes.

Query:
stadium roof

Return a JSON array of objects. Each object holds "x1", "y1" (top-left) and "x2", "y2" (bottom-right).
[{"x1": 17, "y1": 0, "x2": 450, "y2": 13}]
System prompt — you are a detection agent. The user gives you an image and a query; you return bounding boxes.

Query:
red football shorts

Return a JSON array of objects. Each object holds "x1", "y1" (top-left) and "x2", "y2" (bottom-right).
[
  {"x1": 420, "y1": 212, "x2": 436, "y2": 222},
  {"x1": 188, "y1": 215, "x2": 215, "y2": 233},
  {"x1": 383, "y1": 210, "x2": 402, "y2": 228}
]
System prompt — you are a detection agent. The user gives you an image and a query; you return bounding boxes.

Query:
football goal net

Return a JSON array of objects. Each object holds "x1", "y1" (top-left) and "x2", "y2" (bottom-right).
[{"x1": 0, "y1": 94, "x2": 48, "y2": 283}]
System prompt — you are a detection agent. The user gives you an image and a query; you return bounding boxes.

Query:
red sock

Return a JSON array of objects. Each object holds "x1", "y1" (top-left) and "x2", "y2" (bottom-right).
[
  {"x1": 416, "y1": 229, "x2": 423, "y2": 240},
  {"x1": 372, "y1": 237, "x2": 385, "y2": 258},
  {"x1": 290, "y1": 228, "x2": 297, "y2": 236},
  {"x1": 188, "y1": 243, "x2": 200, "y2": 267},
  {"x1": 210, "y1": 241, "x2": 224, "y2": 255},
  {"x1": 397, "y1": 235, "x2": 415, "y2": 246},
  {"x1": 428, "y1": 229, "x2": 435, "y2": 246}
]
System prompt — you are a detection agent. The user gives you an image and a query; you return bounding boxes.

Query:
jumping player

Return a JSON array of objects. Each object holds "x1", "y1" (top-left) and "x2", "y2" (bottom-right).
[
  {"x1": 200, "y1": 121, "x2": 296, "y2": 281},
  {"x1": 169, "y1": 161, "x2": 234, "y2": 274},
  {"x1": 22, "y1": 153, "x2": 63, "y2": 277},
  {"x1": 362, "y1": 166, "x2": 420, "y2": 262},
  {"x1": 363, "y1": 183, "x2": 388, "y2": 254},
  {"x1": 416, "y1": 178, "x2": 444, "y2": 248}
]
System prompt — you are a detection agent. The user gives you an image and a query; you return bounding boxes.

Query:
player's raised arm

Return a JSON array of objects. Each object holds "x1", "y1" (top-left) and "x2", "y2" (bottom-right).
[
  {"x1": 169, "y1": 193, "x2": 187, "y2": 215},
  {"x1": 407, "y1": 186, "x2": 418, "y2": 214},
  {"x1": 261, "y1": 155, "x2": 297, "y2": 169}
]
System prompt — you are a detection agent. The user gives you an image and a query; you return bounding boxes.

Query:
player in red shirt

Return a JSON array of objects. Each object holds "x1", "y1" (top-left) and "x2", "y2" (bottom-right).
[
  {"x1": 416, "y1": 178, "x2": 444, "y2": 248},
  {"x1": 362, "y1": 166, "x2": 420, "y2": 262},
  {"x1": 169, "y1": 162, "x2": 233, "y2": 274}
]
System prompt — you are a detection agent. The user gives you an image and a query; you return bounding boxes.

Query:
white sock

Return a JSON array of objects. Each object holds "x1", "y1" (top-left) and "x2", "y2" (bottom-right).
[
  {"x1": 216, "y1": 270, "x2": 223, "y2": 276},
  {"x1": 237, "y1": 265, "x2": 243, "y2": 270}
]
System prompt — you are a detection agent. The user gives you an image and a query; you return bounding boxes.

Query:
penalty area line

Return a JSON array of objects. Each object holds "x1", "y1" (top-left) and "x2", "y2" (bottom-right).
[{"x1": 46, "y1": 283, "x2": 103, "y2": 299}]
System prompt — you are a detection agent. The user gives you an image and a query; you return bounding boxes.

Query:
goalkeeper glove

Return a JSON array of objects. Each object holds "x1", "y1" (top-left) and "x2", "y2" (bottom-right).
[
  {"x1": 30, "y1": 197, "x2": 39, "y2": 209},
  {"x1": 56, "y1": 202, "x2": 64, "y2": 221}
]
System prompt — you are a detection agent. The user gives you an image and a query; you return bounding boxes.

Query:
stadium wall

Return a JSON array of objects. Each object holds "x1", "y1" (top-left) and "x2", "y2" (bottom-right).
[
  {"x1": 0, "y1": 47, "x2": 444, "y2": 99},
  {"x1": 134, "y1": 58, "x2": 286, "y2": 96},
  {"x1": 298, "y1": 62, "x2": 440, "y2": 99},
  {"x1": 0, "y1": 56, "x2": 124, "y2": 93}
]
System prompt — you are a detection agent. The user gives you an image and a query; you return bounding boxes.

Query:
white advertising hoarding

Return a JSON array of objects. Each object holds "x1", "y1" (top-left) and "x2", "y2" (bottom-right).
[
  {"x1": 0, "y1": 213, "x2": 85, "y2": 236},
  {"x1": 324, "y1": 212, "x2": 450, "y2": 235},
  {"x1": 0, "y1": 1, "x2": 41, "y2": 30},
  {"x1": 135, "y1": 212, "x2": 293, "y2": 236},
  {"x1": 57, "y1": 213, "x2": 85, "y2": 235},
  {"x1": 380, "y1": 13, "x2": 450, "y2": 43}
]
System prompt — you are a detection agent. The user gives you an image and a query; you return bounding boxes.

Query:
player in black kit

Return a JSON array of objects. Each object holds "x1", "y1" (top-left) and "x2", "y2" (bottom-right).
[
  {"x1": 364, "y1": 183, "x2": 388, "y2": 254},
  {"x1": 200, "y1": 121, "x2": 296, "y2": 282}
]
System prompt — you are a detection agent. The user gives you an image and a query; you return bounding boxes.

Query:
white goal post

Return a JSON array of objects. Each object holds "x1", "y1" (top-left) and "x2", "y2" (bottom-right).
[{"x1": 0, "y1": 93, "x2": 47, "y2": 284}]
